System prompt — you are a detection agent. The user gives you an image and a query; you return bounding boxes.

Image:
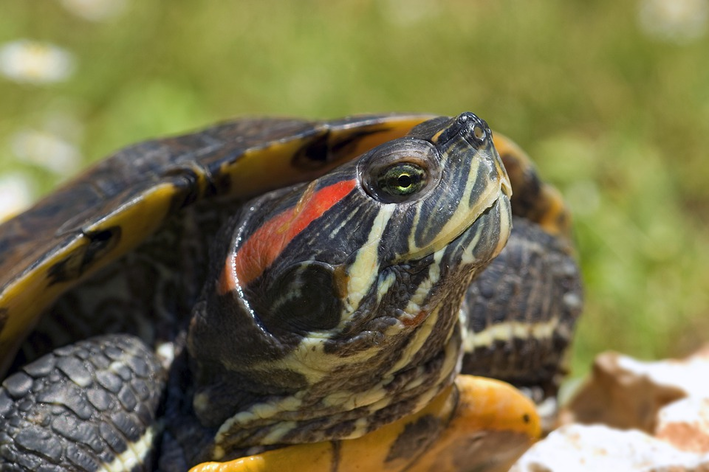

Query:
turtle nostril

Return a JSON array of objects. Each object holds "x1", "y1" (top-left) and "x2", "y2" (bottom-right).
[{"x1": 473, "y1": 125, "x2": 486, "y2": 141}]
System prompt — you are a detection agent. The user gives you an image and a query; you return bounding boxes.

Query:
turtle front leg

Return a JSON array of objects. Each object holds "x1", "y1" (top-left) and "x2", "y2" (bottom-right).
[{"x1": 0, "y1": 334, "x2": 166, "y2": 471}]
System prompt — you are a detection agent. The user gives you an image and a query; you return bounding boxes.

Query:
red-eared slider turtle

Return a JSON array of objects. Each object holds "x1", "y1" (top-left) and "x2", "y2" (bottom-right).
[{"x1": 0, "y1": 112, "x2": 582, "y2": 471}]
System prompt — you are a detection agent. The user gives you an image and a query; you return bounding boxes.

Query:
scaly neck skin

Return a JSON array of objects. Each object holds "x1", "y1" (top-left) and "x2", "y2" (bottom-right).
[
  {"x1": 208, "y1": 310, "x2": 463, "y2": 461},
  {"x1": 191, "y1": 258, "x2": 470, "y2": 461}
]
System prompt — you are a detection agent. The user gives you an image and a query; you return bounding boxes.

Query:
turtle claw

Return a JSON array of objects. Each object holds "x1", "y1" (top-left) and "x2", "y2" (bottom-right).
[{"x1": 189, "y1": 375, "x2": 541, "y2": 472}]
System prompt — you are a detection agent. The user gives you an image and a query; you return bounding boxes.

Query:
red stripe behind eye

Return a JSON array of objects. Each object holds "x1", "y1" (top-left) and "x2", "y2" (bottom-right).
[{"x1": 219, "y1": 179, "x2": 357, "y2": 293}]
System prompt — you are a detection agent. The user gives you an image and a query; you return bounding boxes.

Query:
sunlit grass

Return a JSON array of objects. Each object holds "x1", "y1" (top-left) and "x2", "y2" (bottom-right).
[{"x1": 2, "y1": 0, "x2": 709, "y2": 377}]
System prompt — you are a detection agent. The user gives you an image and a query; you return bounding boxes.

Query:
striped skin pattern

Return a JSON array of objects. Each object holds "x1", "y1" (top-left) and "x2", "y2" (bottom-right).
[
  {"x1": 188, "y1": 375, "x2": 542, "y2": 472},
  {"x1": 187, "y1": 113, "x2": 513, "y2": 462}
]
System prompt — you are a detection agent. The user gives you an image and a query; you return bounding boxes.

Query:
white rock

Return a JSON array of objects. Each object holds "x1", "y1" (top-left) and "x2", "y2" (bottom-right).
[
  {"x1": 511, "y1": 424, "x2": 709, "y2": 472},
  {"x1": 560, "y1": 347, "x2": 709, "y2": 432},
  {"x1": 616, "y1": 348, "x2": 709, "y2": 399},
  {"x1": 656, "y1": 397, "x2": 709, "y2": 453}
]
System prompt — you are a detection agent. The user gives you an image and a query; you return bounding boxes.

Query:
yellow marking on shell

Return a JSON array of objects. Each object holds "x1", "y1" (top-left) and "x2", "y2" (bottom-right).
[
  {"x1": 339, "y1": 116, "x2": 436, "y2": 157},
  {"x1": 491, "y1": 133, "x2": 525, "y2": 162},
  {"x1": 104, "y1": 426, "x2": 156, "y2": 472},
  {"x1": 189, "y1": 376, "x2": 540, "y2": 472},
  {"x1": 0, "y1": 183, "x2": 177, "y2": 375},
  {"x1": 537, "y1": 184, "x2": 572, "y2": 238},
  {"x1": 463, "y1": 318, "x2": 562, "y2": 352},
  {"x1": 220, "y1": 116, "x2": 436, "y2": 201}
]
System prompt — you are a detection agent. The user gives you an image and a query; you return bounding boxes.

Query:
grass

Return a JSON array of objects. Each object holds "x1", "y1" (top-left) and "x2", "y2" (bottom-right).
[{"x1": 2, "y1": 0, "x2": 709, "y2": 378}]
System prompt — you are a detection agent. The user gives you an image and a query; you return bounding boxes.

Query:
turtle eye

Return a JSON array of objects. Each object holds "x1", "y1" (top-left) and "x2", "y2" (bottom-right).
[
  {"x1": 360, "y1": 139, "x2": 441, "y2": 203},
  {"x1": 377, "y1": 163, "x2": 427, "y2": 198}
]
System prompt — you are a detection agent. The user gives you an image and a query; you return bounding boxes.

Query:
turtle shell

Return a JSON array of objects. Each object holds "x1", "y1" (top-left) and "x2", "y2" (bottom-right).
[{"x1": 0, "y1": 114, "x2": 580, "y2": 471}]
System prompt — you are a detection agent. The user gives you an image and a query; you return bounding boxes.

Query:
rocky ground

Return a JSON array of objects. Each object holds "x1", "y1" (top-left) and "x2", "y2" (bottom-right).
[{"x1": 511, "y1": 347, "x2": 709, "y2": 471}]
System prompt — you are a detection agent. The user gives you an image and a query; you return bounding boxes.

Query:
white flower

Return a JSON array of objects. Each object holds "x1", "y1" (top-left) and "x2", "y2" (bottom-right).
[
  {"x1": 381, "y1": 0, "x2": 439, "y2": 26},
  {"x1": 59, "y1": 0, "x2": 127, "y2": 22},
  {"x1": 0, "y1": 40, "x2": 75, "y2": 84},
  {"x1": 638, "y1": 0, "x2": 709, "y2": 43},
  {"x1": 0, "y1": 173, "x2": 35, "y2": 223},
  {"x1": 11, "y1": 129, "x2": 81, "y2": 176}
]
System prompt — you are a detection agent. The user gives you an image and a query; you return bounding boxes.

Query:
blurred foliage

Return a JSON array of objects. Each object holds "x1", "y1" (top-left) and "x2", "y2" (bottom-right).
[{"x1": 2, "y1": 0, "x2": 709, "y2": 377}]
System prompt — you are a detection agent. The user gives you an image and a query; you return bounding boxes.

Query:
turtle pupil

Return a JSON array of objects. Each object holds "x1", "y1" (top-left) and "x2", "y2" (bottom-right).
[
  {"x1": 377, "y1": 163, "x2": 427, "y2": 198},
  {"x1": 397, "y1": 174, "x2": 412, "y2": 188}
]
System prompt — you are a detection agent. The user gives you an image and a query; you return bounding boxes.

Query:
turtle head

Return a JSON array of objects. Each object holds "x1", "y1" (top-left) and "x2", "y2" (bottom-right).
[{"x1": 188, "y1": 112, "x2": 512, "y2": 457}]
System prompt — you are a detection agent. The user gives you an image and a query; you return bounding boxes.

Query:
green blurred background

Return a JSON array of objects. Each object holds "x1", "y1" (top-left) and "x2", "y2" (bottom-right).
[{"x1": 2, "y1": 0, "x2": 709, "y2": 377}]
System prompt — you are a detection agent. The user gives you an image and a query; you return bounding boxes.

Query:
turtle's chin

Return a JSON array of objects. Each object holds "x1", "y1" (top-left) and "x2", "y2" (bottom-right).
[
  {"x1": 457, "y1": 194, "x2": 512, "y2": 267},
  {"x1": 390, "y1": 195, "x2": 511, "y2": 330}
]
